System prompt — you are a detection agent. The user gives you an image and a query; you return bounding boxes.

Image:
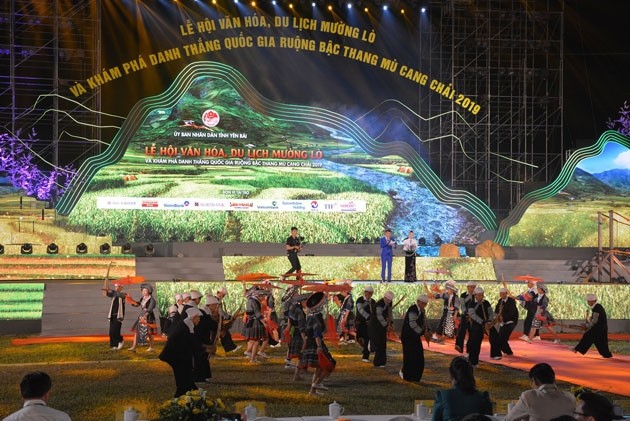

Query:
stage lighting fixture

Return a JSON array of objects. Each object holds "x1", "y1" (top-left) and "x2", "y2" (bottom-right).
[
  {"x1": 347, "y1": 2, "x2": 352, "y2": 8},
  {"x1": 418, "y1": 237, "x2": 426, "y2": 246},
  {"x1": 121, "y1": 243, "x2": 133, "y2": 254},
  {"x1": 21, "y1": 243, "x2": 33, "y2": 255},
  {"x1": 144, "y1": 243, "x2": 155, "y2": 257},
  {"x1": 382, "y1": 4, "x2": 388, "y2": 10},
  {"x1": 76, "y1": 242, "x2": 88, "y2": 254},
  {"x1": 99, "y1": 243, "x2": 111, "y2": 255},
  {"x1": 434, "y1": 235, "x2": 443, "y2": 246},
  {"x1": 0, "y1": 244, "x2": 4, "y2": 255},
  {"x1": 421, "y1": 6, "x2": 426, "y2": 13},
  {"x1": 46, "y1": 243, "x2": 59, "y2": 254},
  {"x1": 348, "y1": 237, "x2": 356, "y2": 244}
]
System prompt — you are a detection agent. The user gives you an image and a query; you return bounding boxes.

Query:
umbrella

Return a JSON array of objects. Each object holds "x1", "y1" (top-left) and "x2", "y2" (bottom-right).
[
  {"x1": 280, "y1": 272, "x2": 318, "y2": 277},
  {"x1": 513, "y1": 275, "x2": 543, "y2": 282},
  {"x1": 276, "y1": 278, "x2": 321, "y2": 287},
  {"x1": 235, "y1": 273, "x2": 279, "y2": 281},
  {"x1": 113, "y1": 275, "x2": 145, "y2": 286},
  {"x1": 246, "y1": 282, "x2": 281, "y2": 289}
]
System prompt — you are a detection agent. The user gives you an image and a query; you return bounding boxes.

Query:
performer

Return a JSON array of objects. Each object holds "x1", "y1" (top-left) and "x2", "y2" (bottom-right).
[
  {"x1": 102, "y1": 278, "x2": 126, "y2": 350},
  {"x1": 518, "y1": 280, "x2": 540, "y2": 341},
  {"x1": 162, "y1": 294, "x2": 181, "y2": 337},
  {"x1": 289, "y1": 293, "x2": 309, "y2": 380},
  {"x1": 159, "y1": 307, "x2": 203, "y2": 397},
  {"x1": 285, "y1": 226, "x2": 302, "y2": 277},
  {"x1": 298, "y1": 292, "x2": 336, "y2": 395},
  {"x1": 281, "y1": 286, "x2": 301, "y2": 367},
  {"x1": 127, "y1": 283, "x2": 157, "y2": 352},
  {"x1": 400, "y1": 295, "x2": 430, "y2": 382},
  {"x1": 572, "y1": 294, "x2": 612, "y2": 358},
  {"x1": 193, "y1": 295, "x2": 219, "y2": 383},
  {"x1": 527, "y1": 283, "x2": 560, "y2": 343},
  {"x1": 402, "y1": 230, "x2": 418, "y2": 282},
  {"x1": 242, "y1": 287, "x2": 267, "y2": 363},
  {"x1": 432, "y1": 280, "x2": 460, "y2": 342},
  {"x1": 495, "y1": 287, "x2": 518, "y2": 356},
  {"x1": 215, "y1": 287, "x2": 241, "y2": 353},
  {"x1": 369, "y1": 290, "x2": 394, "y2": 367},
  {"x1": 379, "y1": 229, "x2": 396, "y2": 282},
  {"x1": 466, "y1": 287, "x2": 499, "y2": 367},
  {"x1": 334, "y1": 284, "x2": 355, "y2": 344},
  {"x1": 355, "y1": 285, "x2": 375, "y2": 362},
  {"x1": 455, "y1": 281, "x2": 476, "y2": 353}
]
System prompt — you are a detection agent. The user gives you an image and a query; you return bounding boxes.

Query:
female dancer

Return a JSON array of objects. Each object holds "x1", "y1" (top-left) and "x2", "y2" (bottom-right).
[
  {"x1": 527, "y1": 283, "x2": 560, "y2": 343},
  {"x1": 128, "y1": 283, "x2": 157, "y2": 352}
]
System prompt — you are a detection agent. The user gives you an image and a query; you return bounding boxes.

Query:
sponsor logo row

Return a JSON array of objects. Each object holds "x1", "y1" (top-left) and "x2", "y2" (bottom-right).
[{"x1": 96, "y1": 197, "x2": 366, "y2": 212}]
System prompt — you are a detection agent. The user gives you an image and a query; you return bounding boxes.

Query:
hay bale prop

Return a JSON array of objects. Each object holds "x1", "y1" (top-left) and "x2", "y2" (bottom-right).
[
  {"x1": 439, "y1": 243, "x2": 460, "y2": 257},
  {"x1": 474, "y1": 240, "x2": 505, "y2": 260}
]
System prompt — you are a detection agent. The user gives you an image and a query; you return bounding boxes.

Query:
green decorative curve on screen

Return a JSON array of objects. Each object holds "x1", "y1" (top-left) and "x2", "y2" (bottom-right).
[
  {"x1": 56, "y1": 61, "x2": 497, "y2": 230},
  {"x1": 494, "y1": 130, "x2": 630, "y2": 245}
]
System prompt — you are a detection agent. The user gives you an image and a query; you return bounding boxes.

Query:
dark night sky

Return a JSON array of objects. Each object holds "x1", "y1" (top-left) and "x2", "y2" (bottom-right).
[{"x1": 563, "y1": 0, "x2": 630, "y2": 147}]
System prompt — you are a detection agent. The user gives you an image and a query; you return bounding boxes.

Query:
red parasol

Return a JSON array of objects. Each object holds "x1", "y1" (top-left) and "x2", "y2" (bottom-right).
[
  {"x1": 246, "y1": 282, "x2": 281, "y2": 289},
  {"x1": 302, "y1": 284, "x2": 352, "y2": 293},
  {"x1": 280, "y1": 272, "x2": 318, "y2": 277},
  {"x1": 113, "y1": 275, "x2": 145, "y2": 286},
  {"x1": 513, "y1": 275, "x2": 543, "y2": 282},
  {"x1": 235, "y1": 273, "x2": 279, "y2": 281},
  {"x1": 276, "y1": 279, "x2": 321, "y2": 287}
]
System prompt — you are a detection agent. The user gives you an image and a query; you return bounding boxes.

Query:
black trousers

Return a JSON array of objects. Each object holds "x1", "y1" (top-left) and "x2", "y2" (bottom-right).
[
  {"x1": 356, "y1": 320, "x2": 371, "y2": 359},
  {"x1": 523, "y1": 307, "x2": 539, "y2": 336},
  {"x1": 455, "y1": 317, "x2": 469, "y2": 351},
  {"x1": 575, "y1": 328, "x2": 612, "y2": 358},
  {"x1": 220, "y1": 330, "x2": 238, "y2": 352},
  {"x1": 498, "y1": 322, "x2": 516, "y2": 355},
  {"x1": 109, "y1": 319, "x2": 123, "y2": 347},
  {"x1": 193, "y1": 351, "x2": 212, "y2": 382},
  {"x1": 286, "y1": 253, "x2": 301, "y2": 274},
  {"x1": 169, "y1": 359, "x2": 197, "y2": 397},
  {"x1": 371, "y1": 326, "x2": 387, "y2": 366},
  {"x1": 467, "y1": 324, "x2": 484, "y2": 365}
]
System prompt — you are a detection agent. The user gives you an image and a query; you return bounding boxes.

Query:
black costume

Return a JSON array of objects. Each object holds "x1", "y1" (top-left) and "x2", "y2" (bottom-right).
[
  {"x1": 368, "y1": 297, "x2": 392, "y2": 367},
  {"x1": 285, "y1": 235, "x2": 302, "y2": 275},
  {"x1": 519, "y1": 287, "x2": 538, "y2": 337},
  {"x1": 193, "y1": 306, "x2": 218, "y2": 382},
  {"x1": 495, "y1": 296, "x2": 518, "y2": 356},
  {"x1": 455, "y1": 289, "x2": 475, "y2": 353},
  {"x1": 574, "y1": 303, "x2": 612, "y2": 358},
  {"x1": 159, "y1": 319, "x2": 201, "y2": 397},
  {"x1": 106, "y1": 289, "x2": 126, "y2": 348},
  {"x1": 400, "y1": 304, "x2": 427, "y2": 382},
  {"x1": 467, "y1": 299, "x2": 499, "y2": 366},
  {"x1": 355, "y1": 294, "x2": 375, "y2": 360}
]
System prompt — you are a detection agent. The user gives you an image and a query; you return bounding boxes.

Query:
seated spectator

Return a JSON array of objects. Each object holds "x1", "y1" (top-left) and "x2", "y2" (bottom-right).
[
  {"x1": 3, "y1": 371, "x2": 71, "y2": 421},
  {"x1": 432, "y1": 357, "x2": 493, "y2": 421},
  {"x1": 575, "y1": 391, "x2": 624, "y2": 421},
  {"x1": 505, "y1": 363, "x2": 575, "y2": 421}
]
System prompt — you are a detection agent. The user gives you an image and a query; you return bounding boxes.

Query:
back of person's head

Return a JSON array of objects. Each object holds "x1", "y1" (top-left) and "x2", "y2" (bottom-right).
[
  {"x1": 578, "y1": 392, "x2": 621, "y2": 421},
  {"x1": 449, "y1": 356, "x2": 476, "y2": 394},
  {"x1": 462, "y1": 414, "x2": 493, "y2": 421},
  {"x1": 528, "y1": 363, "x2": 555, "y2": 386},
  {"x1": 20, "y1": 371, "x2": 52, "y2": 399}
]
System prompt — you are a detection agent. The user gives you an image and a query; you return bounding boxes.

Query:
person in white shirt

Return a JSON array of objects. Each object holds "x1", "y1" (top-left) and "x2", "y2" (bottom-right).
[
  {"x1": 402, "y1": 230, "x2": 418, "y2": 282},
  {"x1": 4, "y1": 371, "x2": 71, "y2": 421},
  {"x1": 505, "y1": 363, "x2": 575, "y2": 421}
]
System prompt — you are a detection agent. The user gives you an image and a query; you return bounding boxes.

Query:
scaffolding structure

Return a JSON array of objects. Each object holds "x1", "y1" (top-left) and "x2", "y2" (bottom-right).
[
  {"x1": 0, "y1": 0, "x2": 102, "y2": 170},
  {"x1": 419, "y1": 0, "x2": 564, "y2": 219}
]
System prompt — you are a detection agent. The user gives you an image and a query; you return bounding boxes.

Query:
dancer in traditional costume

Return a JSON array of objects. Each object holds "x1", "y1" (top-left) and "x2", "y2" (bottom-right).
[
  {"x1": 455, "y1": 281, "x2": 476, "y2": 353},
  {"x1": 193, "y1": 296, "x2": 219, "y2": 383},
  {"x1": 573, "y1": 293, "x2": 612, "y2": 358},
  {"x1": 289, "y1": 293, "x2": 309, "y2": 379},
  {"x1": 127, "y1": 283, "x2": 157, "y2": 352},
  {"x1": 355, "y1": 285, "x2": 375, "y2": 362},
  {"x1": 432, "y1": 280, "x2": 460, "y2": 342},
  {"x1": 466, "y1": 287, "x2": 498, "y2": 367},
  {"x1": 517, "y1": 280, "x2": 540, "y2": 341},
  {"x1": 495, "y1": 287, "x2": 518, "y2": 356},
  {"x1": 400, "y1": 295, "x2": 430, "y2": 382},
  {"x1": 334, "y1": 283, "x2": 355, "y2": 344},
  {"x1": 102, "y1": 278, "x2": 126, "y2": 350},
  {"x1": 369, "y1": 290, "x2": 394, "y2": 367},
  {"x1": 242, "y1": 287, "x2": 267, "y2": 363},
  {"x1": 526, "y1": 283, "x2": 560, "y2": 343},
  {"x1": 214, "y1": 287, "x2": 240, "y2": 353}
]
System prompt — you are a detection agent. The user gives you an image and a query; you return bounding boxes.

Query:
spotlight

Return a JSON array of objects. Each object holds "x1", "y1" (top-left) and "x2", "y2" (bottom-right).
[
  {"x1": 0, "y1": 244, "x2": 4, "y2": 255},
  {"x1": 418, "y1": 237, "x2": 426, "y2": 246},
  {"x1": 21, "y1": 243, "x2": 33, "y2": 255},
  {"x1": 99, "y1": 243, "x2": 111, "y2": 255},
  {"x1": 421, "y1": 7, "x2": 426, "y2": 13},
  {"x1": 144, "y1": 243, "x2": 155, "y2": 257},
  {"x1": 121, "y1": 243, "x2": 133, "y2": 254},
  {"x1": 312, "y1": 1, "x2": 315, "y2": 5},
  {"x1": 347, "y1": 2, "x2": 352, "y2": 8},
  {"x1": 46, "y1": 243, "x2": 59, "y2": 254},
  {"x1": 76, "y1": 242, "x2": 88, "y2": 254},
  {"x1": 328, "y1": 4, "x2": 332, "y2": 10},
  {"x1": 434, "y1": 236, "x2": 443, "y2": 246},
  {"x1": 382, "y1": 4, "x2": 387, "y2": 10}
]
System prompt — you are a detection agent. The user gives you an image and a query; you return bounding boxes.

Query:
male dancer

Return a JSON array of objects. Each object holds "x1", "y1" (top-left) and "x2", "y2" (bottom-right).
[
  {"x1": 355, "y1": 285, "x2": 375, "y2": 362},
  {"x1": 455, "y1": 281, "x2": 476, "y2": 353},
  {"x1": 400, "y1": 295, "x2": 430, "y2": 382},
  {"x1": 369, "y1": 290, "x2": 394, "y2": 367},
  {"x1": 572, "y1": 293, "x2": 612, "y2": 358},
  {"x1": 466, "y1": 287, "x2": 499, "y2": 367},
  {"x1": 214, "y1": 287, "x2": 241, "y2": 353},
  {"x1": 285, "y1": 226, "x2": 302, "y2": 277},
  {"x1": 379, "y1": 229, "x2": 396, "y2": 282},
  {"x1": 102, "y1": 278, "x2": 126, "y2": 350},
  {"x1": 495, "y1": 287, "x2": 518, "y2": 356}
]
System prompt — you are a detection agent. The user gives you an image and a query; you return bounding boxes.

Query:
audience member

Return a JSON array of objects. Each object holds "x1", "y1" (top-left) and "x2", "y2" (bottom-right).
[
  {"x1": 575, "y1": 392, "x2": 623, "y2": 421},
  {"x1": 432, "y1": 357, "x2": 493, "y2": 421},
  {"x1": 3, "y1": 371, "x2": 71, "y2": 421},
  {"x1": 505, "y1": 363, "x2": 575, "y2": 421}
]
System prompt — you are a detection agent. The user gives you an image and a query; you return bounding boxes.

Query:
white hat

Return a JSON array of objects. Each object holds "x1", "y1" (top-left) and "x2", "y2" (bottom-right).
[
  {"x1": 190, "y1": 290, "x2": 202, "y2": 300},
  {"x1": 466, "y1": 281, "x2": 477, "y2": 287},
  {"x1": 384, "y1": 291, "x2": 394, "y2": 301},
  {"x1": 186, "y1": 307, "x2": 202, "y2": 318},
  {"x1": 585, "y1": 293, "x2": 597, "y2": 302},
  {"x1": 537, "y1": 284, "x2": 548, "y2": 293},
  {"x1": 417, "y1": 295, "x2": 429, "y2": 303},
  {"x1": 175, "y1": 293, "x2": 182, "y2": 301},
  {"x1": 499, "y1": 287, "x2": 508, "y2": 293},
  {"x1": 217, "y1": 287, "x2": 228, "y2": 295},
  {"x1": 445, "y1": 280, "x2": 458, "y2": 291},
  {"x1": 182, "y1": 293, "x2": 191, "y2": 300},
  {"x1": 364, "y1": 285, "x2": 374, "y2": 293},
  {"x1": 473, "y1": 287, "x2": 484, "y2": 295},
  {"x1": 206, "y1": 295, "x2": 219, "y2": 305}
]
